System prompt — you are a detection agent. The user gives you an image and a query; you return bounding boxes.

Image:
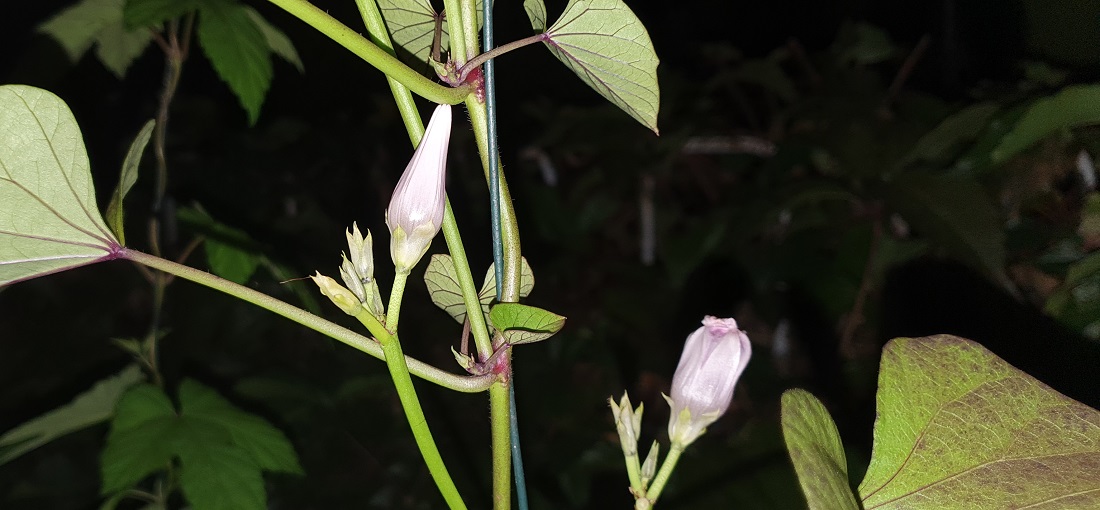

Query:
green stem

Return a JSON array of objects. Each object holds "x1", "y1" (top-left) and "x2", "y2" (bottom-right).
[
  {"x1": 641, "y1": 442, "x2": 685, "y2": 507},
  {"x1": 376, "y1": 328, "x2": 468, "y2": 510},
  {"x1": 441, "y1": 0, "x2": 470, "y2": 64},
  {"x1": 489, "y1": 379, "x2": 512, "y2": 510},
  {"x1": 442, "y1": 200, "x2": 494, "y2": 361},
  {"x1": 623, "y1": 449, "x2": 643, "y2": 497},
  {"x1": 122, "y1": 249, "x2": 492, "y2": 393},
  {"x1": 265, "y1": 0, "x2": 471, "y2": 104},
  {"x1": 386, "y1": 271, "x2": 408, "y2": 332},
  {"x1": 352, "y1": 0, "x2": 425, "y2": 144},
  {"x1": 458, "y1": 34, "x2": 545, "y2": 83}
]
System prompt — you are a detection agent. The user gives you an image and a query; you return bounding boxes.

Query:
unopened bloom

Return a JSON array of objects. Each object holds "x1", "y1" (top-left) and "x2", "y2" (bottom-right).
[
  {"x1": 665, "y1": 316, "x2": 751, "y2": 447},
  {"x1": 387, "y1": 104, "x2": 452, "y2": 274},
  {"x1": 340, "y1": 223, "x2": 384, "y2": 317},
  {"x1": 310, "y1": 272, "x2": 361, "y2": 316}
]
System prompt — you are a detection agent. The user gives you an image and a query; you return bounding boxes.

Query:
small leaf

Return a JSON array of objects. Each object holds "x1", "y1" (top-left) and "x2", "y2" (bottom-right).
[
  {"x1": 377, "y1": 0, "x2": 483, "y2": 67},
  {"x1": 38, "y1": 0, "x2": 122, "y2": 62},
  {"x1": 105, "y1": 120, "x2": 155, "y2": 245},
  {"x1": 859, "y1": 335, "x2": 1100, "y2": 509},
  {"x1": 425, "y1": 255, "x2": 535, "y2": 324},
  {"x1": 0, "y1": 365, "x2": 144, "y2": 466},
  {"x1": 178, "y1": 443, "x2": 266, "y2": 510},
  {"x1": 179, "y1": 379, "x2": 303, "y2": 474},
  {"x1": 93, "y1": 19, "x2": 153, "y2": 78},
  {"x1": 0, "y1": 85, "x2": 120, "y2": 287},
  {"x1": 243, "y1": 7, "x2": 304, "y2": 73},
  {"x1": 197, "y1": 1, "x2": 273, "y2": 124},
  {"x1": 781, "y1": 389, "x2": 860, "y2": 510},
  {"x1": 123, "y1": 0, "x2": 200, "y2": 29},
  {"x1": 489, "y1": 303, "x2": 565, "y2": 345},
  {"x1": 177, "y1": 206, "x2": 261, "y2": 284},
  {"x1": 523, "y1": 0, "x2": 547, "y2": 31},
  {"x1": 534, "y1": 0, "x2": 660, "y2": 133},
  {"x1": 480, "y1": 257, "x2": 535, "y2": 302},
  {"x1": 993, "y1": 85, "x2": 1100, "y2": 164}
]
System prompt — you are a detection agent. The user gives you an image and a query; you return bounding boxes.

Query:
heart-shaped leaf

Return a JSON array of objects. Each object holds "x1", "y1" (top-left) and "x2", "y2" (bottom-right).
[
  {"x1": 781, "y1": 389, "x2": 860, "y2": 510},
  {"x1": 424, "y1": 254, "x2": 535, "y2": 324},
  {"x1": 859, "y1": 335, "x2": 1100, "y2": 509},
  {"x1": 524, "y1": 0, "x2": 660, "y2": 133},
  {"x1": 0, "y1": 85, "x2": 121, "y2": 286},
  {"x1": 488, "y1": 302, "x2": 565, "y2": 345},
  {"x1": 377, "y1": 0, "x2": 482, "y2": 67}
]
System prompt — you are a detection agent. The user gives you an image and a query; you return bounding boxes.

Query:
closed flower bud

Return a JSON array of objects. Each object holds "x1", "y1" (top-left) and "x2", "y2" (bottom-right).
[
  {"x1": 387, "y1": 104, "x2": 452, "y2": 274},
  {"x1": 345, "y1": 222, "x2": 375, "y2": 283},
  {"x1": 609, "y1": 393, "x2": 644, "y2": 457},
  {"x1": 310, "y1": 272, "x2": 362, "y2": 316},
  {"x1": 665, "y1": 316, "x2": 751, "y2": 447}
]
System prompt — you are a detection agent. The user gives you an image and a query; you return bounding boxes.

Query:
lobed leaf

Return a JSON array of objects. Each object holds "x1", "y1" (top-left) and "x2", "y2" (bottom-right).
[
  {"x1": 93, "y1": 19, "x2": 153, "y2": 78},
  {"x1": 859, "y1": 335, "x2": 1100, "y2": 509},
  {"x1": 38, "y1": 0, "x2": 123, "y2": 62},
  {"x1": 529, "y1": 0, "x2": 660, "y2": 133},
  {"x1": 0, "y1": 85, "x2": 120, "y2": 287},
  {"x1": 781, "y1": 389, "x2": 860, "y2": 510},
  {"x1": 179, "y1": 443, "x2": 266, "y2": 510},
  {"x1": 196, "y1": 1, "x2": 273, "y2": 124},
  {"x1": 123, "y1": 0, "x2": 200, "y2": 29}
]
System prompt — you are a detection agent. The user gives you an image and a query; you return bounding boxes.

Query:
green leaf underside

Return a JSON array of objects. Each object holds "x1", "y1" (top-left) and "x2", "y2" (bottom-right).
[
  {"x1": 243, "y1": 6, "x2": 304, "y2": 73},
  {"x1": 534, "y1": 0, "x2": 660, "y2": 133},
  {"x1": 123, "y1": 0, "x2": 200, "y2": 29},
  {"x1": 93, "y1": 19, "x2": 153, "y2": 78},
  {"x1": 106, "y1": 119, "x2": 154, "y2": 245},
  {"x1": 378, "y1": 0, "x2": 482, "y2": 67},
  {"x1": 993, "y1": 85, "x2": 1100, "y2": 164},
  {"x1": 781, "y1": 389, "x2": 860, "y2": 510},
  {"x1": 489, "y1": 303, "x2": 565, "y2": 345},
  {"x1": 523, "y1": 0, "x2": 547, "y2": 31},
  {"x1": 38, "y1": 0, "x2": 124, "y2": 62},
  {"x1": 859, "y1": 335, "x2": 1100, "y2": 509},
  {"x1": 0, "y1": 365, "x2": 143, "y2": 466},
  {"x1": 196, "y1": 1, "x2": 272, "y2": 124},
  {"x1": 424, "y1": 254, "x2": 534, "y2": 325},
  {"x1": 0, "y1": 85, "x2": 119, "y2": 287},
  {"x1": 102, "y1": 380, "x2": 300, "y2": 504}
]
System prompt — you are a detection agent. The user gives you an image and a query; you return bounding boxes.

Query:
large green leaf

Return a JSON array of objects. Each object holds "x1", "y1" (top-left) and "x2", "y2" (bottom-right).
[
  {"x1": 884, "y1": 173, "x2": 1010, "y2": 291},
  {"x1": 781, "y1": 389, "x2": 860, "y2": 510},
  {"x1": 0, "y1": 85, "x2": 120, "y2": 286},
  {"x1": 178, "y1": 443, "x2": 265, "y2": 510},
  {"x1": 377, "y1": 0, "x2": 482, "y2": 67},
  {"x1": 123, "y1": 0, "x2": 200, "y2": 29},
  {"x1": 525, "y1": 0, "x2": 660, "y2": 133},
  {"x1": 100, "y1": 384, "x2": 181, "y2": 493},
  {"x1": 0, "y1": 365, "x2": 144, "y2": 466},
  {"x1": 196, "y1": 1, "x2": 273, "y2": 124},
  {"x1": 859, "y1": 335, "x2": 1100, "y2": 509},
  {"x1": 993, "y1": 85, "x2": 1100, "y2": 164},
  {"x1": 243, "y1": 6, "x2": 304, "y2": 73},
  {"x1": 105, "y1": 119, "x2": 154, "y2": 245}
]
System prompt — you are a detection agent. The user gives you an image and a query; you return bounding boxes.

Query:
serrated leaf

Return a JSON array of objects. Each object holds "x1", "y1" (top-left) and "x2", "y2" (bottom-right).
[
  {"x1": 858, "y1": 335, "x2": 1100, "y2": 509},
  {"x1": 106, "y1": 120, "x2": 154, "y2": 245},
  {"x1": 489, "y1": 303, "x2": 565, "y2": 345},
  {"x1": 425, "y1": 254, "x2": 535, "y2": 324},
  {"x1": 377, "y1": 0, "x2": 482, "y2": 67},
  {"x1": 177, "y1": 206, "x2": 261, "y2": 284},
  {"x1": 94, "y1": 19, "x2": 153, "y2": 78},
  {"x1": 781, "y1": 389, "x2": 860, "y2": 510},
  {"x1": 179, "y1": 443, "x2": 266, "y2": 510},
  {"x1": 532, "y1": 0, "x2": 660, "y2": 133},
  {"x1": 243, "y1": 7, "x2": 304, "y2": 73},
  {"x1": 0, "y1": 365, "x2": 143, "y2": 466},
  {"x1": 38, "y1": 0, "x2": 123, "y2": 62},
  {"x1": 101, "y1": 384, "x2": 179, "y2": 494},
  {"x1": 123, "y1": 0, "x2": 200, "y2": 28},
  {"x1": 0, "y1": 85, "x2": 120, "y2": 287},
  {"x1": 197, "y1": 1, "x2": 272, "y2": 124},
  {"x1": 523, "y1": 0, "x2": 547, "y2": 31},
  {"x1": 993, "y1": 85, "x2": 1100, "y2": 164},
  {"x1": 884, "y1": 173, "x2": 1010, "y2": 292},
  {"x1": 179, "y1": 379, "x2": 303, "y2": 474}
]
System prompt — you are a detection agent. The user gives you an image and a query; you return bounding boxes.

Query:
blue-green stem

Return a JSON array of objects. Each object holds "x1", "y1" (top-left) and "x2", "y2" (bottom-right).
[
  {"x1": 265, "y1": 0, "x2": 471, "y2": 105},
  {"x1": 122, "y1": 249, "x2": 492, "y2": 393},
  {"x1": 349, "y1": 307, "x2": 468, "y2": 510},
  {"x1": 386, "y1": 271, "x2": 408, "y2": 332},
  {"x1": 640, "y1": 442, "x2": 685, "y2": 508}
]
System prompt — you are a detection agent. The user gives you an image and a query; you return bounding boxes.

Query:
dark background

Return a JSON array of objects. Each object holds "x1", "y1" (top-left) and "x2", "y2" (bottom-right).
[{"x1": 3, "y1": 0, "x2": 1100, "y2": 508}]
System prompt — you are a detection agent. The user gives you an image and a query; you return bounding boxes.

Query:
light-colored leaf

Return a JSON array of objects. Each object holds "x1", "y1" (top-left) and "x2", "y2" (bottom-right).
[
  {"x1": 105, "y1": 120, "x2": 154, "y2": 245},
  {"x1": 480, "y1": 257, "x2": 535, "y2": 301},
  {"x1": 859, "y1": 335, "x2": 1100, "y2": 509},
  {"x1": 377, "y1": 0, "x2": 482, "y2": 67},
  {"x1": 993, "y1": 85, "x2": 1100, "y2": 164},
  {"x1": 425, "y1": 254, "x2": 535, "y2": 324},
  {"x1": 0, "y1": 85, "x2": 120, "y2": 287},
  {"x1": 93, "y1": 19, "x2": 153, "y2": 78},
  {"x1": 781, "y1": 389, "x2": 860, "y2": 510},
  {"x1": 0, "y1": 365, "x2": 143, "y2": 466},
  {"x1": 534, "y1": 0, "x2": 660, "y2": 133},
  {"x1": 523, "y1": 0, "x2": 547, "y2": 31},
  {"x1": 489, "y1": 302, "x2": 565, "y2": 345},
  {"x1": 38, "y1": 0, "x2": 123, "y2": 62},
  {"x1": 243, "y1": 6, "x2": 304, "y2": 73},
  {"x1": 197, "y1": 1, "x2": 272, "y2": 124}
]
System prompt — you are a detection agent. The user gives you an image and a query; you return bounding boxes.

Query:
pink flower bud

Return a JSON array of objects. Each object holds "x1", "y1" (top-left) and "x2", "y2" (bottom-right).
[
  {"x1": 666, "y1": 316, "x2": 751, "y2": 447},
  {"x1": 387, "y1": 104, "x2": 452, "y2": 273}
]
